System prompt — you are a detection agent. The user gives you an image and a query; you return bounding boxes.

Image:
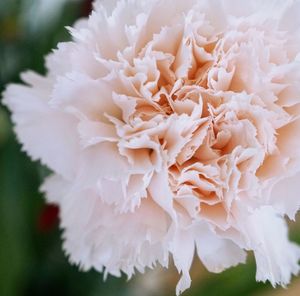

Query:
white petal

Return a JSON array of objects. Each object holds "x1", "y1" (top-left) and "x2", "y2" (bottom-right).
[
  {"x1": 40, "y1": 174, "x2": 71, "y2": 204},
  {"x1": 3, "y1": 73, "x2": 80, "y2": 179},
  {"x1": 243, "y1": 207, "x2": 300, "y2": 286},
  {"x1": 269, "y1": 172, "x2": 300, "y2": 220},
  {"x1": 170, "y1": 228, "x2": 194, "y2": 295},
  {"x1": 195, "y1": 222, "x2": 247, "y2": 273},
  {"x1": 148, "y1": 168, "x2": 177, "y2": 222}
]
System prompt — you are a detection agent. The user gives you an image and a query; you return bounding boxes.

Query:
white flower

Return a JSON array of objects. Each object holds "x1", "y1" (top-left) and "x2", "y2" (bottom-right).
[{"x1": 3, "y1": 0, "x2": 300, "y2": 294}]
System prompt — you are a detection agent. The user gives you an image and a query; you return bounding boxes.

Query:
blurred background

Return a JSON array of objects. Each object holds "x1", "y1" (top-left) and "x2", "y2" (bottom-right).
[{"x1": 1, "y1": 1, "x2": 300, "y2": 295}]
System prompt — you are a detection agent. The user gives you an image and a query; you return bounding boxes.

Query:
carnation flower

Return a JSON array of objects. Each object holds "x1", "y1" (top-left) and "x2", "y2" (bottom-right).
[{"x1": 3, "y1": 0, "x2": 300, "y2": 294}]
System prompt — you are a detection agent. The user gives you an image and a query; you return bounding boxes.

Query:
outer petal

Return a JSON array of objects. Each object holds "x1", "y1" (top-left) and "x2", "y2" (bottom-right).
[
  {"x1": 170, "y1": 228, "x2": 195, "y2": 295},
  {"x1": 195, "y1": 222, "x2": 247, "y2": 273},
  {"x1": 243, "y1": 207, "x2": 300, "y2": 286},
  {"x1": 269, "y1": 172, "x2": 300, "y2": 220},
  {"x1": 55, "y1": 187, "x2": 171, "y2": 277},
  {"x1": 3, "y1": 72, "x2": 80, "y2": 179},
  {"x1": 40, "y1": 174, "x2": 71, "y2": 204}
]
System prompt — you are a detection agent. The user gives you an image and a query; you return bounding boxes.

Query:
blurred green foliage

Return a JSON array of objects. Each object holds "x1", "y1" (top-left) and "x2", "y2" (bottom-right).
[{"x1": 0, "y1": 1, "x2": 299, "y2": 296}]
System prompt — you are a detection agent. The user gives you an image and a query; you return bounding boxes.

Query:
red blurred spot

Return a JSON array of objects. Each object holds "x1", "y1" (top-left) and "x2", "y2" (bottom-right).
[
  {"x1": 38, "y1": 204, "x2": 59, "y2": 233},
  {"x1": 81, "y1": 0, "x2": 93, "y2": 17}
]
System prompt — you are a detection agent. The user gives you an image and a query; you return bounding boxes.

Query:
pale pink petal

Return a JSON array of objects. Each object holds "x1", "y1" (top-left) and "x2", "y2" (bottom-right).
[{"x1": 242, "y1": 207, "x2": 300, "y2": 286}]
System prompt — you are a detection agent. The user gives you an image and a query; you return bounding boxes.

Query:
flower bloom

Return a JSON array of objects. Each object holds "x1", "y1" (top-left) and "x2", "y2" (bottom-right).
[{"x1": 3, "y1": 0, "x2": 300, "y2": 294}]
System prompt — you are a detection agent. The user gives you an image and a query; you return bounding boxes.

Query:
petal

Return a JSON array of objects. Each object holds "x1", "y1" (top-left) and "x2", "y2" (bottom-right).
[
  {"x1": 148, "y1": 168, "x2": 177, "y2": 222},
  {"x1": 170, "y1": 228, "x2": 194, "y2": 295},
  {"x1": 243, "y1": 206, "x2": 300, "y2": 286},
  {"x1": 40, "y1": 174, "x2": 71, "y2": 204},
  {"x1": 50, "y1": 73, "x2": 121, "y2": 122},
  {"x1": 195, "y1": 222, "x2": 247, "y2": 273},
  {"x1": 269, "y1": 172, "x2": 300, "y2": 220},
  {"x1": 3, "y1": 72, "x2": 80, "y2": 179}
]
